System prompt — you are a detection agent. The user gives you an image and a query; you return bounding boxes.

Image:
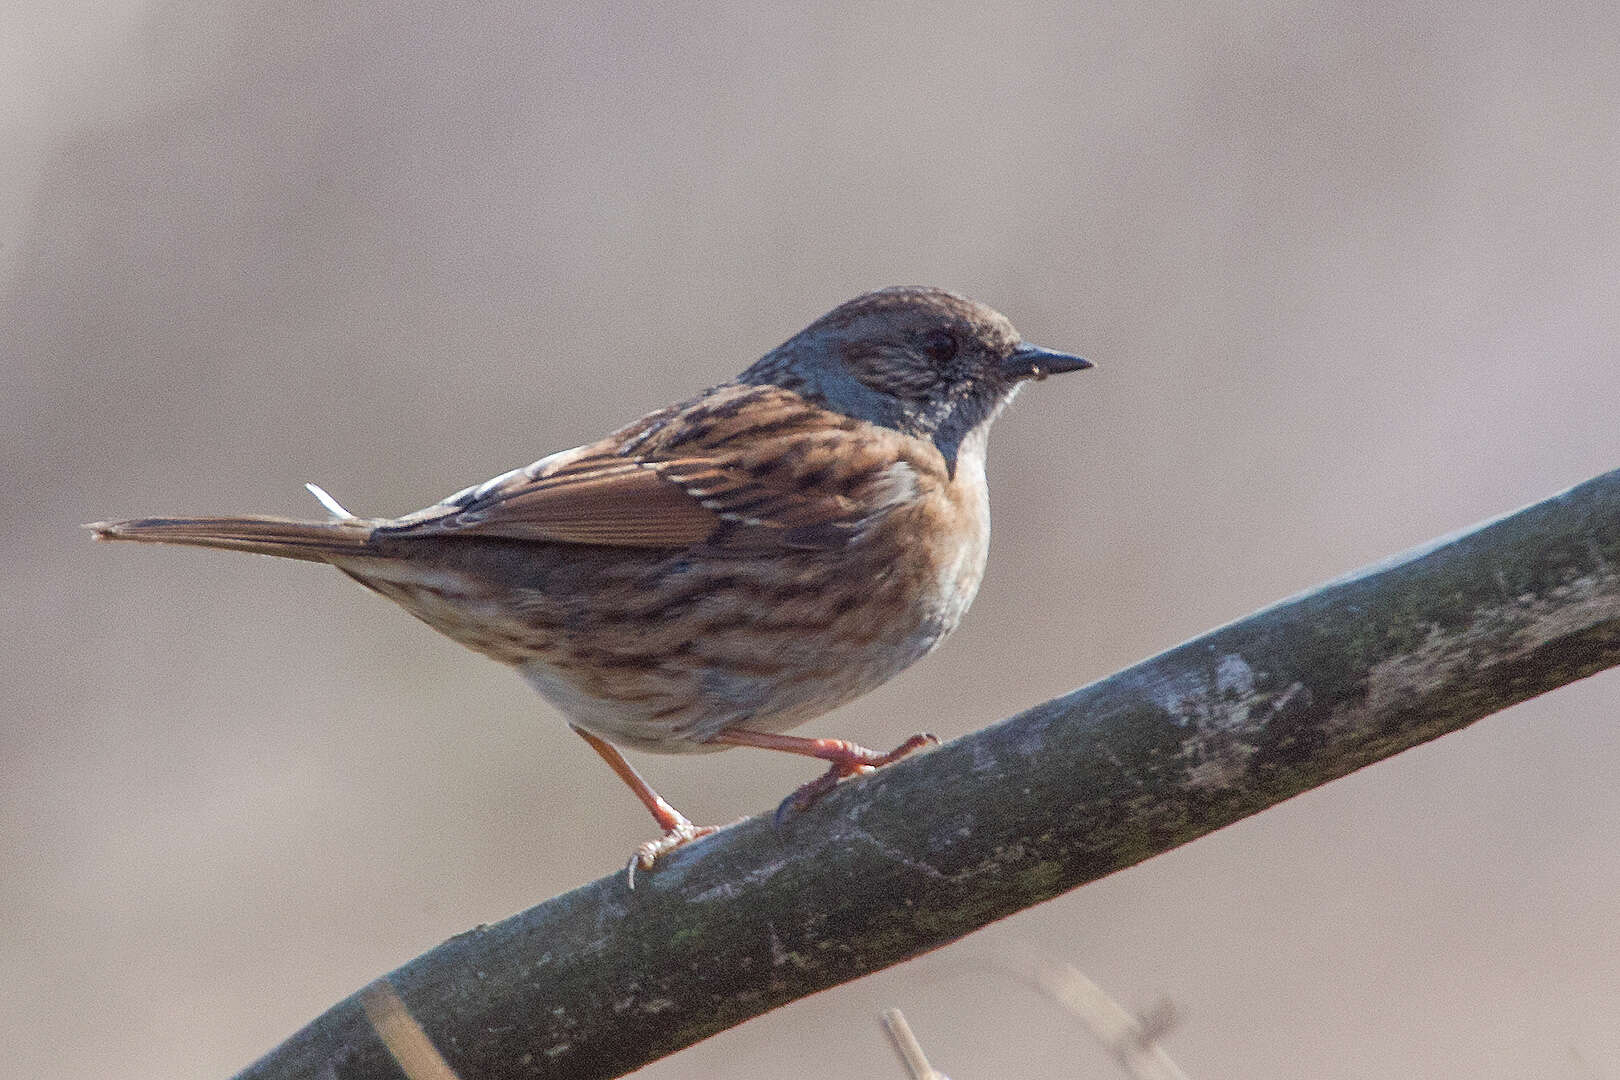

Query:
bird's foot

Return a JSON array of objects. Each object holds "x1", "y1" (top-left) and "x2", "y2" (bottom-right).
[
  {"x1": 774, "y1": 731, "x2": 939, "y2": 826},
  {"x1": 625, "y1": 820, "x2": 720, "y2": 889}
]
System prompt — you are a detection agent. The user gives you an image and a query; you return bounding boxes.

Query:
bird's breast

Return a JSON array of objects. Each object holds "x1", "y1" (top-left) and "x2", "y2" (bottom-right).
[{"x1": 875, "y1": 441, "x2": 992, "y2": 657}]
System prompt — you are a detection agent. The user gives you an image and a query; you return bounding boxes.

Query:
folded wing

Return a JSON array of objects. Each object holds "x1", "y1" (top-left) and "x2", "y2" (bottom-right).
[{"x1": 377, "y1": 388, "x2": 907, "y2": 552}]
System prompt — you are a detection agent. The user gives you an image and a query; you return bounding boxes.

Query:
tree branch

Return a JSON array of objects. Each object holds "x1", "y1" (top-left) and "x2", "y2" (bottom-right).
[{"x1": 235, "y1": 467, "x2": 1620, "y2": 1080}]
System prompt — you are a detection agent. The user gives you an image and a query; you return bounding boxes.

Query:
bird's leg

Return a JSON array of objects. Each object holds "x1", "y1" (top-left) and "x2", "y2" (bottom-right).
[
  {"x1": 708, "y1": 728, "x2": 939, "y2": 823},
  {"x1": 572, "y1": 725, "x2": 716, "y2": 887}
]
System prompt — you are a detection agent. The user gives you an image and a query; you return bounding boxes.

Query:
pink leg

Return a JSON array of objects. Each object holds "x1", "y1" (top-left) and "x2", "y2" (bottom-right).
[{"x1": 573, "y1": 726, "x2": 716, "y2": 886}]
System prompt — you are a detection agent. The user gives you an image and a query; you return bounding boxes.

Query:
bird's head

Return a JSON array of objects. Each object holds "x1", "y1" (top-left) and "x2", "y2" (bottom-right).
[{"x1": 741, "y1": 286, "x2": 1091, "y2": 470}]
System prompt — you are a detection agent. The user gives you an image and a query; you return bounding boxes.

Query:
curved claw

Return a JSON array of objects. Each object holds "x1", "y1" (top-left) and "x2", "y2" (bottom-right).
[
  {"x1": 625, "y1": 821, "x2": 719, "y2": 889},
  {"x1": 774, "y1": 793, "x2": 796, "y2": 832},
  {"x1": 878, "y1": 731, "x2": 940, "y2": 763}
]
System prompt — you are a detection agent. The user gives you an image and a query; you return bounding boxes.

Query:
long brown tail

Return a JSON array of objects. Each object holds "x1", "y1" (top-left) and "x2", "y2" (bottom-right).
[{"x1": 85, "y1": 515, "x2": 375, "y2": 563}]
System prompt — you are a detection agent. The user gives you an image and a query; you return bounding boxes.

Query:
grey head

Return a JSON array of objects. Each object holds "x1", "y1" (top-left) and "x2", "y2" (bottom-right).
[{"x1": 739, "y1": 286, "x2": 1091, "y2": 471}]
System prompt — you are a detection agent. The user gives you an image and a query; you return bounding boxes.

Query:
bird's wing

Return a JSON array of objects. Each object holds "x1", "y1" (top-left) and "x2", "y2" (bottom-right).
[{"x1": 376, "y1": 386, "x2": 922, "y2": 551}]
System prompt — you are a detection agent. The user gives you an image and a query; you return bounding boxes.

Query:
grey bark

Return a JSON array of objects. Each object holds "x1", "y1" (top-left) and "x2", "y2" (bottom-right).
[{"x1": 235, "y1": 467, "x2": 1620, "y2": 1080}]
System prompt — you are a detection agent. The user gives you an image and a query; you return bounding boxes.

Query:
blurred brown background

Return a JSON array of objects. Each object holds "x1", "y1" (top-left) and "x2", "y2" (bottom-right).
[{"x1": 4, "y1": 2, "x2": 1619, "y2": 1077}]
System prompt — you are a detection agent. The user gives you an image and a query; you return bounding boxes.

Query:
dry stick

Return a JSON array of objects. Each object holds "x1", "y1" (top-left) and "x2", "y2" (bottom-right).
[
  {"x1": 882, "y1": 1009, "x2": 948, "y2": 1080},
  {"x1": 358, "y1": 981, "x2": 463, "y2": 1080},
  {"x1": 1031, "y1": 964, "x2": 1188, "y2": 1080},
  {"x1": 234, "y1": 467, "x2": 1620, "y2": 1080}
]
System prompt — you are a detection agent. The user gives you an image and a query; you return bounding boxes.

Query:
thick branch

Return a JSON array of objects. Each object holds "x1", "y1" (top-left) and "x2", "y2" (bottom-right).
[{"x1": 237, "y1": 467, "x2": 1620, "y2": 1080}]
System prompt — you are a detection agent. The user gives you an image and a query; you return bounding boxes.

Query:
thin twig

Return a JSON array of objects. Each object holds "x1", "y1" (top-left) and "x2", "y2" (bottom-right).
[
  {"x1": 1032, "y1": 963, "x2": 1189, "y2": 1080},
  {"x1": 882, "y1": 1009, "x2": 949, "y2": 1080},
  {"x1": 359, "y1": 980, "x2": 462, "y2": 1080}
]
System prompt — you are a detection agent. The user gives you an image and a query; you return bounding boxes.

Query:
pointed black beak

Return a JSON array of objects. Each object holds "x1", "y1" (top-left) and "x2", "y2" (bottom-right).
[{"x1": 1001, "y1": 342, "x2": 1093, "y2": 381}]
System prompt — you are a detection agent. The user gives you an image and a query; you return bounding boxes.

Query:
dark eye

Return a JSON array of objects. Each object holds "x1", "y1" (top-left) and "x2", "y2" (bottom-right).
[{"x1": 919, "y1": 328, "x2": 957, "y2": 363}]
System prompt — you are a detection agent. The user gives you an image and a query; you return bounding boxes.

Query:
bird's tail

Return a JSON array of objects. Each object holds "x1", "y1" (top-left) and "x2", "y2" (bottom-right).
[
  {"x1": 85, "y1": 515, "x2": 376, "y2": 562},
  {"x1": 87, "y1": 485, "x2": 376, "y2": 563}
]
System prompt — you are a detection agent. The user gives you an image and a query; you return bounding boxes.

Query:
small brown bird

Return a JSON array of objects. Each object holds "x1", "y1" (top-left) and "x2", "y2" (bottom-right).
[{"x1": 89, "y1": 286, "x2": 1090, "y2": 880}]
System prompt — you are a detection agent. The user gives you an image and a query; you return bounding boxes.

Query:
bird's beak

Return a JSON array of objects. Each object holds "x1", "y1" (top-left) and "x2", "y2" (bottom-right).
[{"x1": 1001, "y1": 342, "x2": 1094, "y2": 381}]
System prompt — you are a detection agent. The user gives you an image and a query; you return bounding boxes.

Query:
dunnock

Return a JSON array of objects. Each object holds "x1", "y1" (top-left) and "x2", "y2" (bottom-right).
[{"x1": 89, "y1": 286, "x2": 1091, "y2": 880}]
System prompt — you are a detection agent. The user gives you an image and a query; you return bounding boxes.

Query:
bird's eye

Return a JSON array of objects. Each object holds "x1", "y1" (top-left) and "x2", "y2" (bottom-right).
[{"x1": 919, "y1": 329, "x2": 957, "y2": 363}]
